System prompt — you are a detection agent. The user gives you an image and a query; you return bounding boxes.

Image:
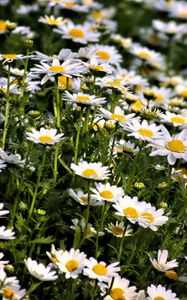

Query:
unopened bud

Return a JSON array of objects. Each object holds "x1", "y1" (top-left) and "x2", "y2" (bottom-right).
[
  {"x1": 5, "y1": 264, "x2": 15, "y2": 274},
  {"x1": 24, "y1": 39, "x2": 33, "y2": 48},
  {"x1": 159, "y1": 202, "x2": 168, "y2": 209},
  {"x1": 19, "y1": 201, "x2": 28, "y2": 211},
  {"x1": 134, "y1": 182, "x2": 145, "y2": 190},
  {"x1": 158, "y1": 182, "x2": 168, "y2": 190},
  {"x1": 105, "y1": 120, "x2": 116, "y2": 130},
  {"x1": 28, "y1": 110, "x2": 41, "y2": 118},
  {"x1": 36, "y1": 209, "x2": 46, "y2": 216},
  {"x1": 165, "y1": 270, "x2": 178, "y2": 281}
]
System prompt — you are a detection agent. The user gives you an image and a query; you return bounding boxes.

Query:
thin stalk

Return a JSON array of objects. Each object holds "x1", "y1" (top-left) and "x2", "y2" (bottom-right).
[
  {"x1": 95, "y1": 202, "x2": 108, "y2": 258},
  {"x1": 74, "y1": 110, "x2": 83, "y2": 164},
  {"x1": 117, "y1": 223, "x2": 127, "y2": 262},
  {"x1": 20, "y1": 281, "x2": 42, "y2": 300},
  {"x1": 91, "y1": 280, "x2": 97, "y2": 300},
  {"x1": 2, "y1": 64, "x2": 11, "y2": 150},
  {"x1": 28, "y1": 150, "x2": 47, "y2": 218},
  {"x1": 19, "y1": 48, "x2": 30, "y2": 114},
  {"x1": 53, "y1": 143, "x2": 59, "y2": 185}
]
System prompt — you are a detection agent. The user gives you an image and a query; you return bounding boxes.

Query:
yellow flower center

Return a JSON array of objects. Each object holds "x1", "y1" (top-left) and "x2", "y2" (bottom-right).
[
  {"x1": 179, "y1": 90, "x2": 187, "y2": 97},
  {"x1": 64, "y1": 1, "x2": 76, "y2": 7},
  {"x1": 110, "y1": 288, "x2": 125, "y2": 300},
  {"x1": 65, "y1": 259, "x2": 78, "y2": 272},
  {"x1": 131, "y1": 101, "x2": 144, "y2": 112},
  {"x1": 166, "y1": 139, "x2": 185, "y2": 153},
  {"x1": 91, "y1": 11, "x2": 104, "y2": 19},
  {"x1": 170, "y1": 116, "x2": 185, "y2": 124},
  {"x1": 112, "y1": 226, "x2": 124, "y2": 235},
  {"x1": 123, "y1": 207, "x2": 139, "y2": 218},
  {"x1": 154, "y1": 95, "x2": 164, "y2": 102},
  {"x1": 179, "y1": 11, "x2": 187, "y2": 17},
  {"x1": 114, "y1": 147, "x2": 124, "y2": 153},
  {"x1": 69, "y1": 28, "x2": 85, "y2": 38},
  {"x1": 170, "y1": 99, "x2": 182, "y2": 106},
  {"x1": 107, "y1": 80, "x2": 122, "y2": 87},
  {"x1": 52, "y1": 256, "x2": 59, "y2": 264},
  {"x1": 111, "y1": 114, "x2": 126, "y2": 122},
  {"x1": 92, "y1": 263, "x2": 107, "y2": 275},
  {"x1": 178, "y1": 167, "x2": 187, "y2": 176},
  {"x1": 165, "y1": 1, "x2": 173, "y2": 6},
  {"x1": 50, "y1": 65, "x2": 65, "y2": 73},
  {"x1": 2, "y1": 53, "x2": 16, "y2": 60},
  {"x1": 100, "y1": 190, "x2": 113, "y2": 199},
  {"x1": 80, "y1": 195, "x2": 88, "y2": 203},
  {"x1": 154, "y1": 297, "x2": 166, "y2": 300},
  {"x1": 96, "y1": 51, "x2": 110, "y2": 60},
  {"x1": 47, "y1": 18, "x2": 61, "y2": 25},
  {"x1": 164, "y1": 270, "x2": 178, "y2": 281},
  {"x1": 38, "y1": 135, "x2": 54, "y2": 143},
  {"x1": 141, "y1": 212, "x2": 154, "y2": 223},
  {"x1": 139, "y1": 51, "x2": 152, "y2": 60},
  {"x1": 124, "y1": 147, "x2": 133, "y2": 153},
  {"x1": 138, "y1": 128, "x2": 154, "y2": 138},
  {"x1": 58, "y1": 75, "x2": 72, "y2": 88},
  {"x1": 82, "y1": 168, "x2": 98, "y2": 178},
  {"x1": 3, "y1": 288, "x2": 16, "y2": 299},
  {"x1": 76, "y1": 95, "x2": 91, "y2": 102},
  {"x1": 0, "y1": 21, "x2": 7, "y2": 32},
  {"x1": 95, "y1": 65, "x2": 104, "y2": 71},
  {"x1": 0, "y1": 87, "x2": 7, "y2": 93}
]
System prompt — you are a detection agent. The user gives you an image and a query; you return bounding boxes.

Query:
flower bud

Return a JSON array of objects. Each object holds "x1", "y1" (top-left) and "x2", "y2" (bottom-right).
[
  {"x1": 36, "y1": 209, "x2": 46, "y2": 216},
  {"x1": 165, "y1": 270, "x2": 178, "y2": 281},
  {"x1": 159, "y1": 202, "x2": 168, "y2": 209},
  {"x1": 105, "y1": 120, "x2": 116, "y2": 130},
  {"x1": 134, "y1": 182, "x2": 145, "y2": 190},
  {"x1": 158, "y1": 182, "x2": 168, "y2": 190},
  {"x1": 28, "y1": 110, "x2": 42, "y2": 118},
  {"x1": 24, "y1": 39, "x2": 33, "y2": 48},
  {"x1": 5, "y1": 264, "x2": 15, "y2": 274}
]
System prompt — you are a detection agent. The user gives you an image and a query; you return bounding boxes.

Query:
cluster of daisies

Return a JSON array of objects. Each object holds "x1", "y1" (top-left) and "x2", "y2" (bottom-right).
[{"x1": 0, "y1": 0, "x2": 187, "y2": 299}]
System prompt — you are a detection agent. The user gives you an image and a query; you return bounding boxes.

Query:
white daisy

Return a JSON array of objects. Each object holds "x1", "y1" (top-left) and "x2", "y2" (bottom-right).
[
  {"x1": 54, "y1": 21, "x2": 100, "y2": 44},
  {"x1": 112, "y1": 139, "x2": 139, "y2": 155},
  {"x1": 26, "y1": 128, "x2": 64, "y2": 145},
  {"x1": 149, "y1": 126, "x2": 187, "y2": 165},
  {"x1": 138, "y1": 206, "x2": 168, "y2": 231},
  {"x1": 147, "y1": 284, "x2": 179, "y2": 300},
  {"x1": 56, "y1": 248, "x2": 87, "y2": 279},
  {"x1": 24, "y1": 258, "x2": 58, "y2": 281},
  {"x1": 160, "y1": 111, "x2": 187, "y2": 127},
  {"x1": 70, "y1": 161, "x2": 110, "y2": 180},
  {"x1": 30, "y1": 58, "x2": 86, "y2": 85},
  {"x1": 63, "y1": 91, "x2": 106, "y2": 106},
  {"x1": 68, "y1": 189, "x2": 100, "y2": 206},
  {"x1": 0, "y1": 53, "x2": 29, "y2": 64},
  {"x1": 46, "y1": 244, "x2": 64, "y2": 265},
  {"x1": 2, "y1": 285, "x2": 26, "y2": 300},
  {"x1": 88, "y1": 45, "x2": 122, "y2": 65},
  {"x1": 39, "y1": 15, "x2": 68, "y2": 26},
  {"x1": 0, "y1": 226, "x2": 15, "y2": 240},
  {"x1": 90, "y1": 182, "x2": 124, "y2": 203},
  {"x1": 122, "y1": 119, "x2": 163, "y2": 142},
  {"x1": 0, "y1": 148, "x2": 25, "y2": 167},
  {"x1": 101, "y1": 276, "x2": 137, "y2": 300},
  {"x1": 149, "y1": 249, "x2": 178, "y2": 272},
  {"x1": 0, "y1": 203, "x2": 9, "y2": 217},
  {"x1": 83, "y1": 257, "x2": 120, "y2": 282},
  {"x1": 99, "y1": 106, "x2": 137, "y2": 124},
  {"x1": 105, "y1": 222, "x2": 133, "y2": 238}
]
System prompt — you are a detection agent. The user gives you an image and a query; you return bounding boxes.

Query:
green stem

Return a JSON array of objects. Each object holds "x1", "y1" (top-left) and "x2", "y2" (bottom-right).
[
  {"x1": 91, "y1": 280, "x2": 97, "y2": 300},
  {"x1": 117, "y1": 223, "x2": 127, "y2": 262},
  {"x1": 55, "y1": 79, "x2": 61, "y2": 131},
  {"x1": 2, "y1": 64, "x2": 11, "y2": 150},
  {"x1": 19, "y1": 48, "x2": 30, "y2": 114},
  {"x1": 53, "y1": 143, "x2": 59, "y2": 184},
  {"x1": 95, "y1": 203, "x2": 108, "y2": 258},
  {"x1": 21, "y1": 281, "x2": 42, "y2": 300},
  {"x1": 28, "y1": 150, "x2": 46, "y2": 218},
  {"x1": 74, "y1": 110, "x2": 83, "y2": 164}
]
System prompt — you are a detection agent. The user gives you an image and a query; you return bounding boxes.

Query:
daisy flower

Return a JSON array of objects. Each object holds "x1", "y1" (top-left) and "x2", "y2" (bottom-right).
[
  {"x1": 112, "y1": 139, "x2": 139, "y2": 154},
  {"x1": 130, "y1": 45, "x2": 164, "y2": 66},
  {"x1": 56, "y1": 248, "x2": 87, "y2": 279},
  {"x1": 26, "y1": 128, "x2": 64, "y2": 145},
  {"x1": 160, "y1": 111, "x2": 187, "y2": 127},
  {"x1": 0, "y1": 148, "x2": 25, "y2": 167},
  {"x1": 70, "y1": 218, "x2": 103, "y2": 236},
  {"x1": 70, "y1": 161, "x2": 110, "y2": 180},
  {"x1": 2, "y1": 285, "x2": 26, "y2": 300},
  {"x1": 39, "y1": 15, "x2": 68, "y2": 26},
  {"x1": 46, "y1": 244, "x2": 64, "y2": 265},
  {"x1": 68, "y1": 189, "x2": 100, "y2": 206},
  {"x1": 30, "y1": 58, "x2": 86, "y2": 85},
  {"x1": 54, "y1": 21, "x2": 100, "y2": 44},
  {"x1": 0, "y1": 203, "x2": 9, "y2": 217},
  {"x1": 88, "y1": 57, "x2": 114, "y2": 74},
  {"x1": 0, "y1": 53, "x2": 29, "y2": 64},
  {"x1": 24, "y1": 258, "x2": 58, "y2": 281},
  {"x1": 63, "y1": 91, "x2": 106, "y2": 106},
  {"x1": 152, "y1": 19, "x2": 187, "y2": 37},
  {"x1": 147, "y1": 284, "x2": 179, "y2": 300},
  {"x1": 0, "y1": 20, "x2": 15, "y2": 34},
  {"x1": 99, "y1": 106, "x2": 137, "y2": 124},
  {"x1": 101, "y1": 276, "x2": 137, "y2": 300},
  {"x1": 83, "y1": 257, "x2": 120, "y2": 282},
  {"x1": 0, "y1": 226, "x2": 15, "y2": 239},
  {"x1": 0, "y1": 253, "x2": 9, "y2": 269},
  {"x1": 149, "y1": 126, "x2": 187, "y2": 165},
  {"x1": 138, "y1": 206, "x2": 168, "y2": 231},
  {"x1": 88, "y1": 44, "x2": 122, "y2": 65},
  {"x1": 122, "y1": 119, "x2": 163, "y2": 142},
  {"x1": 113, "y1": 196, "x2": 145, "y2": 225},
  {"x1": 90, "y1": 182, "x2": 124, "y2": 203},
  {"x1": 96, "y1": 76, "x2": 128, "y2": 93},
  {"x1": 149, "y1": 249, "x2": 178, "y2": 272},
  {"x1": 105, "y1": 222, "x2": 133, "y2": 238}
]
